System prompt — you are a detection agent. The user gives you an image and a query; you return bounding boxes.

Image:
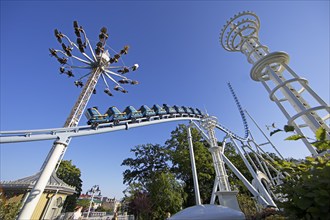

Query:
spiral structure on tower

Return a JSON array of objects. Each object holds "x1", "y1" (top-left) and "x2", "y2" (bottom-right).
[
  {"x1": 227, "y1": 83, "x2": 249, "y2": 139},
  {"x1": 220, "y1": 11, "x2": 330, "y2": 155},
  {"x1": 220, "y1": 11, "x2": 261, "y2": 53}
]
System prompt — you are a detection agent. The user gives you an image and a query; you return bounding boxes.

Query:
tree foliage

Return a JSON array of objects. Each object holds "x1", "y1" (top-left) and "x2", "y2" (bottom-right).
[
  {"x1": 121, "y1": 124, "x2": 262, "y2": 218},
  {"x1": 0, "y1": 200, "x2": 20, "y2": 220},
  {"x1": 121, "y1": 145, "x2": 184, "y2": 220},
  {"x1": 121, "y1": 144, "x2": 170, "y2": 186},
  {"x1": 276, "y1": 155, "x2": 330, "y2": 219},
  {"x1": 76, "y1": 199, "x2": 90, "y2": 210},
  {"x1": 165, "y1": 124, "x2": 215, "y2": 206},
  {"x1": 56, "y1": 160, "x2": 83, "y2": 212},
  {"x1": 148, "y1": 172, "x2": 184, "y2": 219},
  {"x1": 122, "y1": 172, "x2": 184, "y2": 220},
  {"x1": 269, "y1": 125, "x2": 330, "y2": 153},
  {"x1": 275, "y1": 127, "x2": 330, "y2": 219},
  {"x1": 122, "y1": 183, "x2": 152, "y2": 220}
]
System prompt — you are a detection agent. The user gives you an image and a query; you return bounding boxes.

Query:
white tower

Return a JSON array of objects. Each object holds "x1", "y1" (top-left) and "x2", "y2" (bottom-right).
[{"x1": 220, "y1": 11, "x2": 330, "y2": 155}]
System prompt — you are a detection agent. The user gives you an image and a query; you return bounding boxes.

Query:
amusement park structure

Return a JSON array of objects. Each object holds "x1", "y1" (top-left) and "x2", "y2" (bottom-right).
[
  {"x1": 1, "y1": 101, "x2": 281, "y2": 217},
  {"x1": 13, "y1": 21, "x2": 140, "y2": 220},
  {"x1": 220, "y1": 11, "x2": 330, "y2": 156},
  {"x1": 1, "y1": 11, "x2": 328, "y2": 219}
]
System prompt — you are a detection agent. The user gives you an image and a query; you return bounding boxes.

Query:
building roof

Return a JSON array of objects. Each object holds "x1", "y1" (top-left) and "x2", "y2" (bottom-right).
[{"x1": 0, "y1": 171, "x2": 76, "y2": 195}]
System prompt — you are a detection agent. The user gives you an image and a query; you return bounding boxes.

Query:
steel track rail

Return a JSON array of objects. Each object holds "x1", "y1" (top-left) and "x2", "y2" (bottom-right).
[
  {"x1": 215, "y1": 124, "x2": 248, "y2": 142},
  {"x1": 0, "y1": 115, "x2": 249, "y2": 144},
  {"x1": 0, "y1": 116, "x2": 201, "y2": 143}
]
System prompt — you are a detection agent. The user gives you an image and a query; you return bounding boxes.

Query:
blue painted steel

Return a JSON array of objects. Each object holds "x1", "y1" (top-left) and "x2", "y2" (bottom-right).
[
  {"x1": 163, "y1": 104, "x2": 177, "y2": 114},
  {"x1": 106, "y1": 106, "x2": 128, "y2": 121},
  {"x1": 152, "y1": 104, "x2": 167, "y2": 115},
  {"x1": 85, "y1": 107, "x2": 108, "y2": 125},
  {"x1": 182, "y1": 106, "x2": 193, "y2": 115},
  {"x1": 86, "y1": 104, "x2": 205, "y2": 126},
  {"x1": 188, "y1": 107, "x2": 198, "y2": 115},
  {"x1": 195, "y1": 108, "x2": 203, "y2": 115},
  {"x1": 139, "y1": 105, "x2": 156, "y2": 117},
  {"x1": 173, "y1": 105, "x2": 185, "y2": 114},
  {"x1": 123, "y1": 106, "x2": 143, "y2": 119}
]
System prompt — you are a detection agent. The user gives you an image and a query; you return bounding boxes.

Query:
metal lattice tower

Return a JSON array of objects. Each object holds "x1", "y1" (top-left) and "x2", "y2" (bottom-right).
[
  {"x1": 18, "y1": 21, "x2": 139, "y2": 220},
  {"x1": 220, "y1": 11, "x2": 330, "y2": 155}
]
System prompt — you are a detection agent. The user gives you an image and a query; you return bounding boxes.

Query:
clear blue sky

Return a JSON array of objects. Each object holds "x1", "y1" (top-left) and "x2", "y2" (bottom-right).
[{"x1": 1, "y1": 1, "x2": 329, "y2": 200}]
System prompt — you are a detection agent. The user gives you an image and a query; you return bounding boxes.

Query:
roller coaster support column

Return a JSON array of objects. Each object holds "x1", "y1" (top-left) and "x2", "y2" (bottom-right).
[
  {"x1": 191, "y1": 121, "x2": 272, "y2": 207},
  {"x1": 18, "y1": 68, "x2": 103, "y2": 220},
  {"x1": 221, "y1": 153, "x2": 270, "y2": 207},
  {"x1": 17, "y1": 138, "x2": 69, "y2": 219},
  {"x1": 187, "y1": 124, "x2": 201, "y2": 205},
  {"x1": 229, "y1": 136, "x2": 277, "y2": 207},
  {"x1": 201, "y1": 116, "x2": 240, "y2": 211}
]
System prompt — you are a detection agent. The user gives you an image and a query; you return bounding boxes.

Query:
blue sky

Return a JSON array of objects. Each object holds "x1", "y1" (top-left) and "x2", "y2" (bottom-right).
[{"x1": 1, "y1": 1, "x2": 329, "y2": 200}]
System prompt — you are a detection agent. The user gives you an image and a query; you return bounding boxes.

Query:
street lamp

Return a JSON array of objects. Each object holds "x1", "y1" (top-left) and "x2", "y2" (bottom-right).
[{"x1": 86, "y1": 185, "x2": 102, "y2": 219}]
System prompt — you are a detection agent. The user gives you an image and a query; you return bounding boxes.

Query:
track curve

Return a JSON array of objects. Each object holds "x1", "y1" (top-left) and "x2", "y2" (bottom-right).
[
  {"x1": 0, "y1": 116, "x2": 201, "y2": 144},
  {"x1": 227, "y1": 82, "x2": 250, "y2": 140},
  {"x1": 0, "y1": 114, "x2": 250, "y2": 144}
]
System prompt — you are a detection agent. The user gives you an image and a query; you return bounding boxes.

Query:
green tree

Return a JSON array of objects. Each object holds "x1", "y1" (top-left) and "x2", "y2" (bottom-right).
[
  {"x1": 122, "y1": 183, "x2": 152, "y2": 220},
  {"x1": 121, "y1": 144, "x2": 183, "y2": 219},
  {"x1": 121, "y1": 144, "x2": 170, "y2": 186},
  {"x1": 269, "y1": 124, "x2": 330, "y2": 153},
  {"x1": 165, "y1": 124, "x2": 215, "y2": 207},
  {"x1": 275, "y1": 128, "x2": 330, "y2": 219},
  {"x1": 0, "y1": 199, "x2": 20, "y2": 220},
  {"x1": 276, "y1": 155, "x2": 330, "y2": 219},
  {"x1": 56, "y1": 160, "x2": 83, "y2": 212},
  {"x1": 76, "y1": 199, "x2": 90, "y2": 211},
  {"x1": 148, "y1": 172, "x2": 184, "y2": 219}
]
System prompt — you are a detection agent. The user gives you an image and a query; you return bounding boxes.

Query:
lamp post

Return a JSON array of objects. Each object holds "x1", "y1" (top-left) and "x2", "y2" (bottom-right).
[
  {"x1": 86, "y1": 185, "x2": 102, "y2": 219},
  {"x1": 17, "y1": 21, "x2": 139, "y2": 220}
]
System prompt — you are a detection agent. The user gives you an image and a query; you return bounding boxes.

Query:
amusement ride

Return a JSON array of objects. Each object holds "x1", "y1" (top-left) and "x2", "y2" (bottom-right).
[{"x1": 1, "y1": 11, "x2": 329, "y2": 220}]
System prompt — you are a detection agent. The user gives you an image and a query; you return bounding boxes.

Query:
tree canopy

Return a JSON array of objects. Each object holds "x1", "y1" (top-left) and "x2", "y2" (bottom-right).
[
  {"x1": 0, "y1": 200, "x2": 20, "y2": 220},
  {"x1": 121, "y1": 144, "x2": 183, "y2": 219},
  {"x1": 274, "y1": 128, "x2": 330, "y2": 219},
  {"x1": 56, "y1": 160, "x2": 83, "y2": 212},
  {"x1": 120, "y1": 124, "x2": 330, "y2": 219},
  {"x1": 165, "y1": 124, "x2": 215, "y2": 206},
  {"x1": 121, "y1": 124, "x2": 261, "y2": 218},
  {"x1": 122, "y1": 144, "x2": 170, "y2": 186},
  {"x1": 147, "y1": 172, "x2": 184, "y2": 219}
]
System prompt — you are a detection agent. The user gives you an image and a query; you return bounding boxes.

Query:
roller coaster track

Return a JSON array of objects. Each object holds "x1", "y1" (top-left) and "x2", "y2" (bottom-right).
[
  {"x1": 227, "y1": 82, "x2": 250, "y2": 139},
  {"x1": 1, "y1": 102, "x2": 279, "y2": 208},
  {"x1": 0, "y1": 113, "x2": 249, "y2": 144},
  {"x1": 0, "y1": 83, "x2": 252, "y2": 144}
]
